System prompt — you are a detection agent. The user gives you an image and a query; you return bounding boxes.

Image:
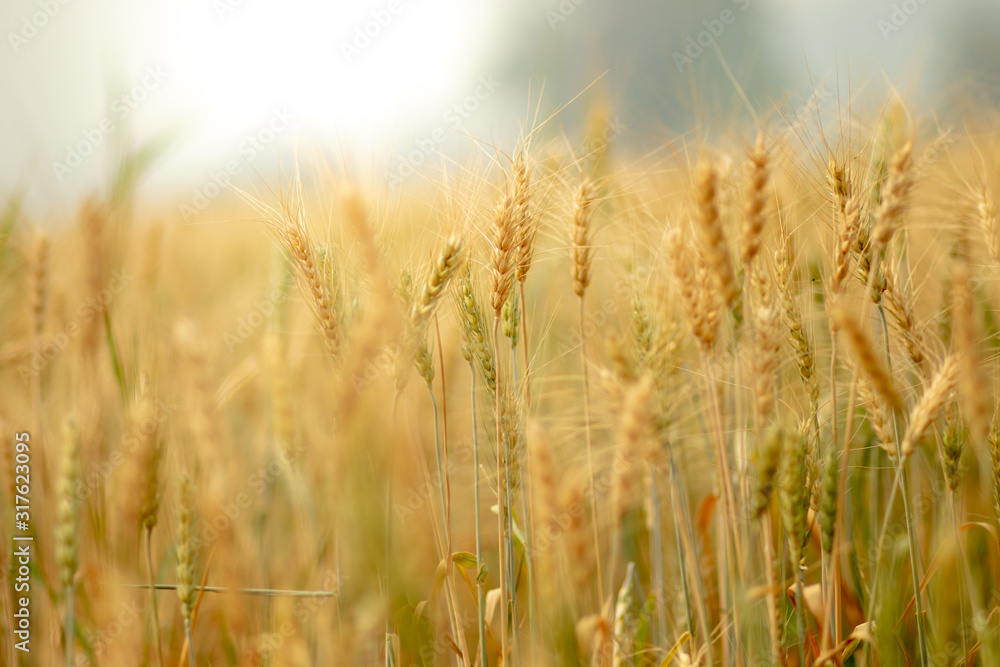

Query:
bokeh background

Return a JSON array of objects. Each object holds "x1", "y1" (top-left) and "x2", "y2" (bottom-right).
[{"x1": 1, "y1": 0, "x2": 998, "y2": 217}]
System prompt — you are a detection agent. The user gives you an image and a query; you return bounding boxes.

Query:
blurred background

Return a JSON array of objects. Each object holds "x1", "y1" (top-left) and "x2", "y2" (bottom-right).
[{"x1": 0, "y1": 0, "x2": 998, "y2": 218}]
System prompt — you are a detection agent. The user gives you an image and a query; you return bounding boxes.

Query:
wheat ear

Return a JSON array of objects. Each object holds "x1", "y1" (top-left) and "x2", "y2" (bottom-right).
[
  {"x1": 176, "y1": 472, "x2": 198, "y2": 666},
  {"x1": 882, "y1": 260, "x2": 925, "y2": 370},
  {"x1": 694, "y1": 159, "x2": 738, "y2": 305},
  {"x1": 412, "y1": 236, "x2": 464, "y2": 328},
  {"x1": 135, "y1": 399, "x2": 165, "y2": 667},
  {"x1": 871, "y1": 141, "x2": 913, "y2": 249},
  {"x1": 952, "y1": 266, "x2": 990, "y2": 447},
  {"x1": 830, "y1": 302, "x2": 902, "y2": 411},
  {"x1": 900, "y1": 355, "x2": 959, "y2": 458},
  {"x1": 741, "y1": 133, "x2": 769, "y2": 264},
  {"x1": 779, "y1": 430, "x2": 810, "y2": 667},
  {"x1": 570, "y1": 180, "x2": 598, "y2": 298},
  {"x1": 282, "y1": 212, "x2": 339, "y2": 357},
  {"x1": 491, "y1": 191, "x2": 518, "y2": 315},
  {"x1": 56, "y1": 419, "x2": 81, "y2": 667},
  {"x1": 775, "y1": 233, "x2": 819, "y2": 404}
]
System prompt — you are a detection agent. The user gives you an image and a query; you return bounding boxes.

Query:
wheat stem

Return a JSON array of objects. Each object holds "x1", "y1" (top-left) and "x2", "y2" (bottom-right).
[
  {"x1": 493, "y1": 317, "x2": 510, "y2": 664},
  {"x1": 648, "y1": 464, "x2": 667, "y2": 647},
  {"x1": 145, "y1": 526, "x2": 164, "y2": 667},
  {"x1": 700, "y1": 350, "x2": 744, "y2": 661},
  {"x1": 469, "y1": 359, "x2": 489, "y2": 667},
  {"x1": 578, "y1": 297, "x2": 605, "y2": 608}
]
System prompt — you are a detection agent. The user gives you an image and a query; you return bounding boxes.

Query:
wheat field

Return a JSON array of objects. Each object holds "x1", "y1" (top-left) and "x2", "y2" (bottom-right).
[{"x1": 2, "y1": 91, "x2": 1000, "y2": 667}]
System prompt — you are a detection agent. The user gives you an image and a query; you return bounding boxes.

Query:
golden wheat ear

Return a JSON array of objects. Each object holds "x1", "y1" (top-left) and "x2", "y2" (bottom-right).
[
  {"x1": 694, "y1": 158, "x2": 737, "y2": 306},
  {"x1": 741, "y1": 133, "x2": 769, "y2": 265},
  {"x1": 830, "y1": 302, "x2": 902, "y2": 411},
  {"x1": 569, "y1": 180, "x2": 597, "y2": 299},
  {"x1": 871, "y1": 140, "x2": 914, "y2": 249},
  {"x1": 490, "y1": 190, "x2": 518, "y2": 316},
  {"x1": 413, "y1": 236, "x2": 464, "y2": 326},
  {"x1": 775, "y1": 231, "x2": 818, "y2": 404},
  {"x1": 513, "y1": 153, "x2": 537, "y2": 285},
  {"x1": 900, "y1": 355, "x2": 958, "y2": 458}
]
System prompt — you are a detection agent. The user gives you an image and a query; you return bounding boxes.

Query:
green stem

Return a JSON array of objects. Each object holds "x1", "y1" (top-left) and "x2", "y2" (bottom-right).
[
  {"x1": 184, "y1": 618, "x2": 195, "y2": 666},
  {"x1": 145, "y1": 527, "x2": 164, "y2": 667},
  {"x1": 470, "y1": 361, "x2": 488, "y2": 667},
  {"x1": 877, "y1": 304, "x2": 930, "y2": 667},
  {"x1": 649, "y1": 465, "x2": 667, "y2": 647},
  {"x1": 65, "y1": 583, "x2": 74, "y2": 667},
  {"x1": 493, "y1": 317, "x2": 509, "y2": 664}
]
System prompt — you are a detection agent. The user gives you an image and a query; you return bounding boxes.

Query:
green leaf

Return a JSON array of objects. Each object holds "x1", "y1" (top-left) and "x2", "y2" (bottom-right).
[{"x1": 451, "y1": 552, "x2": 478, "y2": 569}]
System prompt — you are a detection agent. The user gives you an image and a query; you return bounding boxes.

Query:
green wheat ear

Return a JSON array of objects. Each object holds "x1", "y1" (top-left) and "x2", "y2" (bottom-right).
[
  {"x1": 752, "y1": 424, "x2": 784, "y2": 519},
  {"x1": 56, "y1": 418, "x2": 82, "y2": 667},
  {"x1": 780, "y1": 430, "x2": 810, "y2": 564},
  {"x1": 819, "y1": 448, "x2": 839, "y2": 556},
  {"x1": 176, "y1": 471, "x2": 198, "y2": 666}
]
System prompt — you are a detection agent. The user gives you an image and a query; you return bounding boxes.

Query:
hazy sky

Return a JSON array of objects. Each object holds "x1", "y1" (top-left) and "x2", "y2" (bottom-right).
[{"x1": 1, "y1": 0, "x2": 997, "y2": 217}]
